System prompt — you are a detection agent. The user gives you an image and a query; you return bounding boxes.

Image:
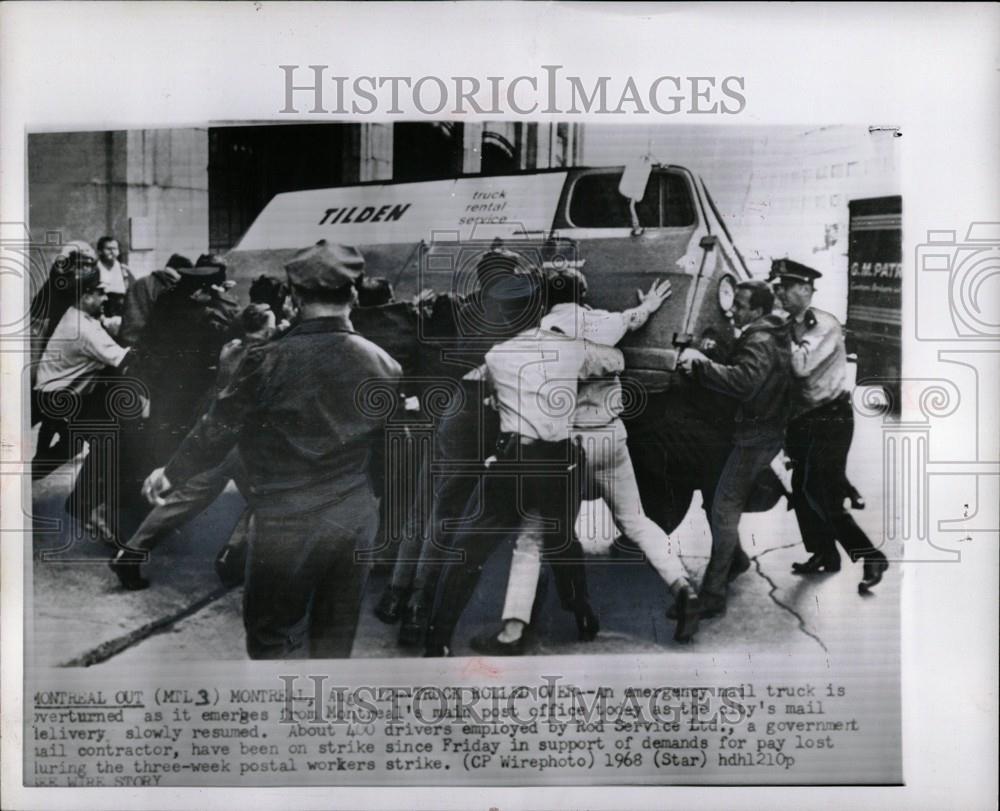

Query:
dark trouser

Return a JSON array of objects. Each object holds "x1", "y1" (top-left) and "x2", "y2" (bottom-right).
[
  {"x1": 54, "y1": 378, "x2": 152, "y2": 539},
  {"x1": 785, "y1": 394, "x2": 880, "y2": 562},
  {"x1": 126, "y1": 448, "x2": 244, "y2": 553},
  {"x1": 701, "y1": 430, "x2": 785, "y2": 602},
  {"x1": 391, "y1": 468, "x2": 476, "y2": 593},
  {"x1": 389, "y1": 392, "x2": 499, "y2": 598},
  {"x1": 426, "y1": 435, "x2": 589, "y2": 650},
  {"x1": 243, "y1": 478, "x2": 378, "y2": 660},
  {"x1": 32, "y1": 388, "x2": 72, "y2": 479},
  {"x1": 32, "y1": 382, "x2": 116, "y2": 480}
]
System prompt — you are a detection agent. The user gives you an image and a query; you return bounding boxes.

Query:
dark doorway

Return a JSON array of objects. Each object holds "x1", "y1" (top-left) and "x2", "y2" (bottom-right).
[
  {"x1": 208, "y1": 124, "x2": 356, "y2": 253},
  {"x1": 392, "y1": 122, "x2": 465, "y2": 182},
  {"x1": 481, "y1": 129, "x2": 520, "y2": 175}
]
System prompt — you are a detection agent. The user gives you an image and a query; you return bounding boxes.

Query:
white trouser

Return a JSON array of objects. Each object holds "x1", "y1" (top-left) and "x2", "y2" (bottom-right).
[{"x1": 500, "y1": 418, "x2": 691, "y2": 624}]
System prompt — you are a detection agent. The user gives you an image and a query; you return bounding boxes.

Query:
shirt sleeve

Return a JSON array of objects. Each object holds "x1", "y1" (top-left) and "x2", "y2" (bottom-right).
[
  {"x1": 581, "y1": 340, "x2": 625, "y2": 379},
  {"x1": 694, "y1": 333, "x2": 774, "y2": 401},
  {"x1": 80, "y1": 319, "x2": 129, "y2": 368},
  {"x1": 164, "y1": 346, "x2": 263, "y2": 485},
  {"x1": 791, "y1": 317, "x2": 841, "y2": 378},
  {"x1": 581, "y1": 308, "x2": 630, "y2": 346}
]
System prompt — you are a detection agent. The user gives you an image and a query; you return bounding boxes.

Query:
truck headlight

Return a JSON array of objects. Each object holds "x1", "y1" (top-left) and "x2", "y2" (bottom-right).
[{"x1": 718, "y1": 274, "x2": 737, "y2": 314}]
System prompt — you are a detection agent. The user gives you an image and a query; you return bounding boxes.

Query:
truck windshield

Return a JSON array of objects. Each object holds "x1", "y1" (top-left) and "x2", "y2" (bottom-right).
[{"x1": 568, "y1": 170, "x2": 696, "y2": 229}]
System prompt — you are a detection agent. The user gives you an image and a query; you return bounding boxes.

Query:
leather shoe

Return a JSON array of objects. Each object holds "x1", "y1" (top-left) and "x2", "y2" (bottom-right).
[
  {"x1": 672, "y1": 587, "x2": 700, "y2": 643},
  {"x1": 575, "y1": 604, "x2": 600, "y2": 641},
  {"x1": 374, "y1": 586, "x2": 407, "y2": 624},
  {"x1": 108, "y1": 551, "x2": 150, "y2": 591},
  {"x1": 667, "y1": 593, "x2": 726, "y2": 620},
  {"x1": 698, "y1": 595, "x2": 727, "y2": 619},
  {"x1": 791, "y1": 551, "x2": 841, "y2": 575},
  {"x1": 215, "y1": 544, "x2": 246, "y2": 589},
  {"x1": 470, "y1": 628, "x2": 527, "y2": 656},
  {"x1": 858, "y1": 552, "x2": 888, "y2": 593},
  {"x1": 398, "y1": 598, "x2": 430, "y2": 646},
  {"x1": 423, "y1": 643, "x2": 451, "y2": 658}
]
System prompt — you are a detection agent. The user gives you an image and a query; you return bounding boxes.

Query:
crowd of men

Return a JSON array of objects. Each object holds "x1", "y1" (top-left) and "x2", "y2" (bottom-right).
[{"x1": 30, "y1": 236, "x2": 888, "y2": 660}]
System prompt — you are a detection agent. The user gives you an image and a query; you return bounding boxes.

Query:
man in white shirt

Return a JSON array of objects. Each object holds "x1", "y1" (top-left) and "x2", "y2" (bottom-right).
[
  {"x1": 35, "y1": 268, "x2": 130, "y2": 422},
  {"x1": 472, "y1": 269, "x2": 701, "y2": 655},
  {"x1": 95, "y1": 235, "x2": 135, "y2": 320},
  {"x1": 424, "y1": 273, "x2": 623, "y2": 657},
  {"x1": 774, "y1": 259, "x2": 888, "y2": 593},
  {"x1": 34, "y1": 265, "x2": 133, "y2": 535},
  {"x1": 35, "y1": 292, "x2": 129, "y2": 398}
]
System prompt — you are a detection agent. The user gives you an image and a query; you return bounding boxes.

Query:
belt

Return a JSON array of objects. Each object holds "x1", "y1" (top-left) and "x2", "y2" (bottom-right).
[
  {"x1": 498, "y1": 433, "x2": 540, "y2": 446},
  {"x1": 495, "y1": 431, "x2": 576, "y2": 456},
  {"x1": 497, "y1": 431, "x2": 568, "y2": 449},
  {"x1": 799, "y1": 390, "x2": 851, "y2": 418}
]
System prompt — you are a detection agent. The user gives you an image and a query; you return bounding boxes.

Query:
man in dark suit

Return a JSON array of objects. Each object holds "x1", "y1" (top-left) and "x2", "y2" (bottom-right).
[{"x1": 679, "y1": 279, "x2": 792, "y2": 617}]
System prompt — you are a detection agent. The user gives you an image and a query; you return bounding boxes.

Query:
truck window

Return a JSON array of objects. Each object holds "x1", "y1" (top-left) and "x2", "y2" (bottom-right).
[{"x1": 567, "y1": 170, "x2": 696, "y2": 228}]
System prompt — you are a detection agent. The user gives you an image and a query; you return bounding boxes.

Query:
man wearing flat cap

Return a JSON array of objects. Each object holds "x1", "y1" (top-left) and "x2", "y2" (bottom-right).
[
  {"x1": 147, "y1": 240, "x2": 401, "y2": 659},
  {"x1": 774, "y1": 259, "x2": 888, "y2": 593}
]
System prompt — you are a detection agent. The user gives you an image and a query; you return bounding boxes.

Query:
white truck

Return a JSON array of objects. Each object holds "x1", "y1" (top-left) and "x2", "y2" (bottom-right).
[{"x1": 226, "y1": 163, "x2": 778, "y2": 532}]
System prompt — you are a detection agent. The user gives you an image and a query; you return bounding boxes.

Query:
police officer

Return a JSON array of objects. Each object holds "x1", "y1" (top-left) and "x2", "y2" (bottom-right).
[
  {"x1": 773, "y1": 259, "x2": 888, "y2": 593},
  {"x1": 145, "y1": 240, "x2": 402, "y2": 658}
]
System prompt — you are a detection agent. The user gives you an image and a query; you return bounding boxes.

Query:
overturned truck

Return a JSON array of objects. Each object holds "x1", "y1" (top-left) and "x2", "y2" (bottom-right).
[{"x1": 225, "y1": 163, "x2": 782, "y2": 539}]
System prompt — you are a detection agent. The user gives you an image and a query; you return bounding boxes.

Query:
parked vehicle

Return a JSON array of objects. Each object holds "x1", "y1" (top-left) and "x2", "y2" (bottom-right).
[{"x1": 846, "y1": 195, "x2": 902, "y2": 413}]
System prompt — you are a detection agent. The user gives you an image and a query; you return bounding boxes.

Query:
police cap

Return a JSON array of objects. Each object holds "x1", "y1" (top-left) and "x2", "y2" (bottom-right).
[
  {"x1": 165, "y1": 253, "x2": 194, "y2": 271},
  {"x1": 173, "y1": 253, "x2": 227, "y2": 287},
  {"x1": 772, "y1": 258, "x2": 822, "y2": 284},
  {"x1": 285, "y1": 240, "x2": 364, "y2": 292}
]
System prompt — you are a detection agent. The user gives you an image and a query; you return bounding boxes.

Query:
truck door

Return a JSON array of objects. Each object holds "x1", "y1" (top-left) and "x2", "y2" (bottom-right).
[{"x1": 551, "y1": 167, "x2": 711, "y2": 386}]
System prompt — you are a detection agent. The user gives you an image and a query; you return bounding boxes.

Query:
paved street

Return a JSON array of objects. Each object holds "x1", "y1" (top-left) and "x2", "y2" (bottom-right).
[{"x1": 28, "y1": 387, "x2": 900, "y2": 669}]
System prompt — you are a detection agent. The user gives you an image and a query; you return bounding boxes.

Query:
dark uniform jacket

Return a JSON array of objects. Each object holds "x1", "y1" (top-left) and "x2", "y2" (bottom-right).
[
  {"x1": 164, "y1": 314, "x2": 402, "y2": 508},
  {"x1": 119, "y1": 270, "x2": 179, "y2": 347},
  {"x1": 693, "y1": 313, "x2": 792, "y2": 438}
]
